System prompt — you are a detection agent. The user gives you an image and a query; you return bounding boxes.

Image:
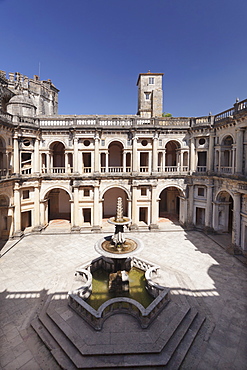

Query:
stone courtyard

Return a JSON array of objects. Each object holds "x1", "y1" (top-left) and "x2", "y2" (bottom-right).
[{"x1": 0, "y1": 227, "x2": 246, "y2": 369}]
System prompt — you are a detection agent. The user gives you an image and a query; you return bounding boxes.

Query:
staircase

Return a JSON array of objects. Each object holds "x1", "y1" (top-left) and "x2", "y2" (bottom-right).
[{"x1": 31, "y1": 292, "x2": 206, "y2": 369}]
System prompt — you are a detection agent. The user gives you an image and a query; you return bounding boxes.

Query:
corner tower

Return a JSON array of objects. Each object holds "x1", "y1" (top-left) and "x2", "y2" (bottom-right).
[{"x1": 137, "y1": 71, "x2": 163, "y2": 118}]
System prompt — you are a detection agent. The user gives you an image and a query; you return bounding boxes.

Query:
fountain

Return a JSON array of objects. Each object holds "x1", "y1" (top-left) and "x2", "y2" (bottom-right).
[{"x1": 68, "y1": 197, "x2": 169, "y2": 330}]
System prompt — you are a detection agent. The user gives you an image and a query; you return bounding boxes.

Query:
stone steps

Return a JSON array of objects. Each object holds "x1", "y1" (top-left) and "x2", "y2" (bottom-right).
[{"x1": 31, "y1": 293, "x2": 206, "y2": 369}]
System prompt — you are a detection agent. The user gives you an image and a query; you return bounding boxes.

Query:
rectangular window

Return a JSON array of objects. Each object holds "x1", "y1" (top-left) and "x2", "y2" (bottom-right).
[
  {"x1": 141, "y1": 188, "x2": 147, "y2": 196},
  {"x1": 149, "y1": 77, "x2": 154, "y2": 84},
  {"x1": 198, "y1": 187, "x2": 205, "y2": 197},
  {"x1": 159, "y1": 139, "x2": 162, "y2": 146},
  {"x1": 101, "y1": 139, "x2": 105, "y2": 146},
  {"x1": 145, "y1": 92, "x2": 151, "y2": 100},
  {"x1": 84, "y1": 189, "x2": 90, "y2": 197},
  {"x1": 23, "y1": 190, "x2": 30, "y2": 199}
]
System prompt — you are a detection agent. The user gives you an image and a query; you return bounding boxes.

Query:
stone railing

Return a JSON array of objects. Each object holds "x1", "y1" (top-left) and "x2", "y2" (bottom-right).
[
  {"x1": 158, "y1": 118, "x2": 190, "y2": 127},
  {"x1": 237, "y1": 98, "x2": 247, "y2": 111},
  {"x1": 18, "y1": 116, "x2": 38, "y2": 125},
  {"x1": 215, "y1": 108, "x2": 235, "y2": 123},
  {"x1": 191, "y1": 116, "x2": 212, "y2": 126},
  {"x1": 1, "y1": 98, "x2": 246, "y2": 129},
  {"x1": 69, "y1": 287, "x2": 169, "y2": 331},
  {"x1": 38, "y1": 116, "x2": 192, "y2": 128},
  {"x1": 0, "y1": 110, "x2": 12, "y2": 122},
  {"x1": 196, "y1": 166, "x2": 207, "y2": 173},
  {"x1": 68, "y1": 256, "x2": 169, "y2": 331}
]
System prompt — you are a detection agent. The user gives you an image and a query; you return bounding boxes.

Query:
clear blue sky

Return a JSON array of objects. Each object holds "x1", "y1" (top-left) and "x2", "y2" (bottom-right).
[{"x1": 1, "y1": 0, "x2": 246, "y2": 117}]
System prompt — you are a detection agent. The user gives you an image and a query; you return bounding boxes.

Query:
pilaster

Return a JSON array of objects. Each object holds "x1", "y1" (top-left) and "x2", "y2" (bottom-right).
[
  {"x1": 149, "y1": 184, "x2": 159, "y2": 230},
  {"x1": 235, "y1": 128, "x2": 244, "y2": 174},
  {"x1": 232, "y1": 192, "x2": 241, "y2": 247}
]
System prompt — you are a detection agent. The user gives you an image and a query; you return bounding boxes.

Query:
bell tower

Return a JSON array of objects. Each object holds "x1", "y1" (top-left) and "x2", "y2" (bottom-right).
[{"x1": 137, "y1": 71, "x2": 163, "y2": 118}]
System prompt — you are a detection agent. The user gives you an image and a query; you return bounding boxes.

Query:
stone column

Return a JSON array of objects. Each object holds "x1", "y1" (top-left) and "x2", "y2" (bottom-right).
[
  {"x1": 179, "y1": 196, "x2": 187, "y2": 225},
  {"x1": 73, "y1": 138, "x2": 78, "y2": 173},
  {"x1": 218, "y1": 149, "x2": 221, "y2": 173},
  {"x1": 13, "y1": 183, "x2": 22, "y2": 236},
  {"x1": 78, "y1": 151, "x2": 82, "y2": 174},
  {"x1": 106, "y1": 151, "x2": 109, "y2": 172},
  {"x1": 207, "y1": 134, "x2": 214, "y2": 172},
  {"x1": 40, "y1": 200, "x2": 46, "y2": 226},
  {"x1": 232, "y1": 192, "x2": 241, "y2": 247},
  {"x1": 8, "y1": 206, "x2": 14, "y2": 237},
  {"x1": 32, "y1": 184, "x2": 41, "y2": 232},
  {"x1": 92, "y1": 185, "x2": 101, "y2": 231},
  {"x1": 232, "y1": 148, "x2": 235, "y2": 174},
  {"x1": 236, "y1": 129, "x2": 244, "y2": 174},
  {"x1": 127, "y1": 199, "x2": 131, "y2": 218},
  {"x1": 205, "y1": 184, "x2": 213, "y2": 229},
  {"x1": 50, "y1": 152, "x2": 53, "y2": 172},
  {"x1": 180, "y1": 150, "x2": 184, "y2": 172},
  {"x1": 34, "y1": 138, "x2": 40, "y2": 174},
  {"x1": 65, "y1": 153, "x2": 69, "y2": 173},
  {"x1": 187, "y1": 184, "x2": 194, "y2": 227},
  {"x1": 72, "y1": 186, "x2": 80, "y2": 231},
  {"x1": 94, "y1": 136, "x2": 100, "y2": 173},
  {"x1": 152, "y1": 136, "x2": 158, "y2": 172},
  {"x1": 190, "y1": 137, "x2": 196, "y2": 173},
  {"x1": 132, "y1": 136, "x2": 138, "y2": 172},
  {"x1": 130, "y1": 185, "x2": 138, "y2": 229},
  {"x1": 148, "y1": 152, "x2": 152, "y2": 173},
  {"x1": 123, "y1": 151, "x2": 126, "y2": 172},
  {"x1": 150, "y1": 185, "x2": 159, "y2": 229},
  {"x1": 212, "y1": 202, "x2": 219, "y2": 231},
  {"x1": 13, "y1": 135, "x2": 20, "y2": 175},
  {"x1": 163, "y1": 150, "x2": 166, "y2": 171}
]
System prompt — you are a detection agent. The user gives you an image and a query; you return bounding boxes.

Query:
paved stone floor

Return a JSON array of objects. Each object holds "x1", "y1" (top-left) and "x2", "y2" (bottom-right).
[{"x1": 0, "y1": 227, "x2": 247, "y2": 369}]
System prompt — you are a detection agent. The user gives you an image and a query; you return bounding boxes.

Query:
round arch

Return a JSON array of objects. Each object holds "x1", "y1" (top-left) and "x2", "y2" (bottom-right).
[
  {"x1": 42, "y1": 186, "x2": 72, "y2": 222},
  {"x1": 220, "y1": 134, "x2": 234, "y2": 146},
  {"x1": 215, "y1": 190, "x2": 233, "y2": 234},
  {"x1": 41, "y1": 185, "x2": 73, "y2": 201},
  {"x1": 159, "y1": 185, "x2": 184, "y2": 220},
  {"x1": 108, "y1": 141, "x2": 124, "y2": 168},
  {"x1": 164, "y1": 138, "x2": 182, "y2": 147},
  {"x1": 102, "y1": 187, "x2": 129, "y2": 218},
  {"x1": 48, "y1": 139, "x2": 67, "y2": 149},
  {"x1": 106, "y1": 138, "x2": 126, "y2": 148},
  {"x1": 165, "y1": 140, "x2": 181, "y2": 167}
]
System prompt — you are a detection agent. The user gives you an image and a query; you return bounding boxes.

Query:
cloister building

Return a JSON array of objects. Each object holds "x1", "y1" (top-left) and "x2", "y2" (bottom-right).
[{"x1": 0, "y1": 70, "x2": 246, "y2": 252}]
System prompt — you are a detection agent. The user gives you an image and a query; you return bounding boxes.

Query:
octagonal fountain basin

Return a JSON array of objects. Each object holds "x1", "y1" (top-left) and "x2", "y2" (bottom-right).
[{"x1": 68, "y1": 256, "x2": 170, "y2": 331}]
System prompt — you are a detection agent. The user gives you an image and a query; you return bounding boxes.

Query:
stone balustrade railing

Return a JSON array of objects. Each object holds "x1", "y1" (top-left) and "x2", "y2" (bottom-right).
[
  {"x1": 1, "y1": 99, "x2": 246, "y2": 128},
  {"x1": 0, "y1": 110, "x2": 12, "y2": 122},
  {"x1": 69, "y1": 287, "x2": 169, "y2": 331},
  {"x1": 68, "y1": 255, "x2": 169, "y2": 330}
]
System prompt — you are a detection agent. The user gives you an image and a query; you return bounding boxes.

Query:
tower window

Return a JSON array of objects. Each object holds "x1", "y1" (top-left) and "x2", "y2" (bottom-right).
[
  {"x1": 145, "y1": 92, "x2": 151, "y2": 100},
  {"x1": 149, "y1": 77, "x2": 154, "y2": 84}
]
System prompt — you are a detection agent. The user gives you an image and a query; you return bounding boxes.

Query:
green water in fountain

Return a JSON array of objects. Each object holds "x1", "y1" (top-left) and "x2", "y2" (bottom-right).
[{"x1": 86, "y1": 267, "x2": 154, "y2": 310}]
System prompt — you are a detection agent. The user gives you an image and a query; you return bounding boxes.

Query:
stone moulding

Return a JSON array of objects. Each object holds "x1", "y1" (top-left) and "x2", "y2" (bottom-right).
[{"x1": 68, "y1": 256, "x2": 170, "y2": 331}]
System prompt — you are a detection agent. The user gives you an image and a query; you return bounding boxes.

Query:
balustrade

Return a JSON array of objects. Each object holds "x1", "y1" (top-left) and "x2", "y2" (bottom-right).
[
  {"x1": 140, "y1": 166, "x2": 149, "y2": 173},
  {"x1": 220, "y1": 166, "x2": 232, "y2": 174},
  {"x1": 196, "y1": 166, "x2": 207, "y2": 173},
  {"x1": 164, "y1": 166, "x2": 179, "y2": 172}
]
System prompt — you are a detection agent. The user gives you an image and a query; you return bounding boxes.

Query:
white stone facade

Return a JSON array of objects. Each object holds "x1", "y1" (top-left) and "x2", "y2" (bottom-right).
[{"x1": 0, "y1": 70, "x2": 247, "y2": 252}]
